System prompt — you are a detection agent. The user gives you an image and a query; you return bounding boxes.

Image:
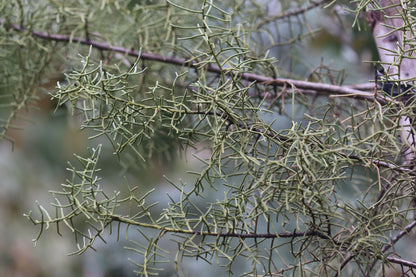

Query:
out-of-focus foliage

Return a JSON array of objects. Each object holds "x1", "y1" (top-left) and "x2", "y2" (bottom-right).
[{"x1": 1, "y1": 0, "x2": 416, "y2": 276}]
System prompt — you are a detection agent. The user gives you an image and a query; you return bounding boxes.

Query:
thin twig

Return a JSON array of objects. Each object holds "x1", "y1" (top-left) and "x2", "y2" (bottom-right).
[
  {"x1": 194, "y1": 109, "x2": 412, "y2": 174},
  {"x1": 382, "y1": 219, "x2": 416, "y2": 253},
  {"x1": 348, "y1": 154, "x2": 415, "y2": 175},
  {"x1": 366, "y1": 219, "x2": 416, "y2": 274},
  {"x1": 334, "y1": 255, "x2": 356, "y2": 277},
  {"x1": 386, "y1": 256, "x2": 416, "y2": 269},
  {"x1": 110, "y1": 213, "x2": 336, "y2": 241}
]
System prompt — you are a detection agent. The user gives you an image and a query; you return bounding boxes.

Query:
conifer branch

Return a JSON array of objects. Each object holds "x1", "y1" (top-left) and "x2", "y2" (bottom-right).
[{"x1": 1, "y1": 19, "x2": 390, "y2": 104}]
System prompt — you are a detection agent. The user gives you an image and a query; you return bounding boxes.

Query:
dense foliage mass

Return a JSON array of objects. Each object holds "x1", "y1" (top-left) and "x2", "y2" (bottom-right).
[{"x1": 2, "y1": 0, "x2": 416, "y2": 276}]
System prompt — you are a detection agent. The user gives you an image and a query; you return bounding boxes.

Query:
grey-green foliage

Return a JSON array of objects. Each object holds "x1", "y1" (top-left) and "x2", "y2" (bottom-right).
[{"x1": 2, "y1": 0, "x2": 416, "y2": 276}]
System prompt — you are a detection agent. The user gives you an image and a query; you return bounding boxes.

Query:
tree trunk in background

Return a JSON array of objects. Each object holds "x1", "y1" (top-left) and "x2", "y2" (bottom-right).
[{"x1": 367, "y1": 0, "x2": 416, "y2": 164}]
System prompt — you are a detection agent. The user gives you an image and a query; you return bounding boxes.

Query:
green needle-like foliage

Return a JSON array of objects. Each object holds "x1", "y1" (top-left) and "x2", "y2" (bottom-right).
[{"x1": 2, "y1": 0, "x2": 416, "y2": 276}]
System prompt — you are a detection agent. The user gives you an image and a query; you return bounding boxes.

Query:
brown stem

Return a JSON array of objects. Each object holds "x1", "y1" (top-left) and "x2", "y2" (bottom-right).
[{"x1": 1, "y1": 19, "x2": 390, "y2": 104}]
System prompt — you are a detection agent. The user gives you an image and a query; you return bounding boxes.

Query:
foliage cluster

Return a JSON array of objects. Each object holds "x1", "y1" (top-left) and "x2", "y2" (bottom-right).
[{"x1": 2, "y1": 0, "x2": 416, "y2": 276}]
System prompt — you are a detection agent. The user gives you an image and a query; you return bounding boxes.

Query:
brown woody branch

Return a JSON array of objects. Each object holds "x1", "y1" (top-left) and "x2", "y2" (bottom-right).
[
  {"x1": 2, "y1": 19, "x2": 389, "y2": 104},
  {"x1": 338, "y1": 220, "x2": 416, "y2": 275},
  {"x1": 382, "y1": 219, "x2": 416, "y2": 253},
  {"x1": 5, "y1": 20, "x2": 413, "y2": 173},
  {"x1": 113, "y1": 212, "x2": 416, "y2": 270},
  {"x1": 386, "y1": 256, "x2": 416, "y2": 269}
]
